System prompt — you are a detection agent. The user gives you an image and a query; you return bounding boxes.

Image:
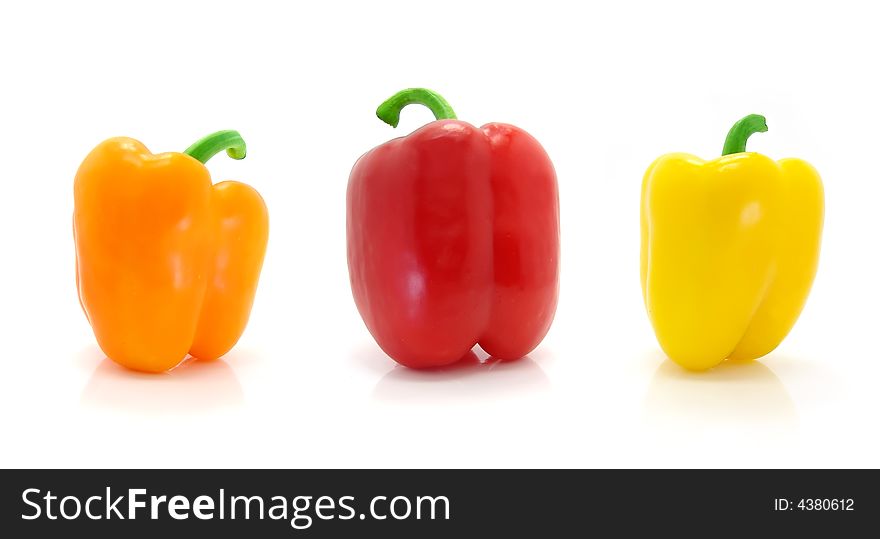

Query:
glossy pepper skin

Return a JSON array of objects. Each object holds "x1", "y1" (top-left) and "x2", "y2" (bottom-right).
[
  {"x1": 347, "y1": 88, "x2": 559, "y2": 369},
  {"x1": 74, "y1": 130, "x2": 269, "y2": 373},
  {"x1": 641, "y1": 115, "x2": 824, "y2": 371}
]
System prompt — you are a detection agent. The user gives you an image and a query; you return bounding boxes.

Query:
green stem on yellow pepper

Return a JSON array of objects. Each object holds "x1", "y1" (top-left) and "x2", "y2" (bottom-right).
[
  {"x1": 184, "y1": 130, "x2": 247, "y2": 164},
  {"x1": 376, "y1": 88, "x2": 457, "y2": 128},
  {"x1": 722, "y1": 114, "x2": 768, "y2": 156}
]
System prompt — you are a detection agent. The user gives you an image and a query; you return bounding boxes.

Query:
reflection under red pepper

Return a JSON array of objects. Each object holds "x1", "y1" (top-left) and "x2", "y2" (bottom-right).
[{"x1": 372, "y1": 351, "x2": 551, "y2": 403}]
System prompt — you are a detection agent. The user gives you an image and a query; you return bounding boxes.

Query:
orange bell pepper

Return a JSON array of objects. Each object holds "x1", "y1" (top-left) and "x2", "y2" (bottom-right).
[{"x1": 73, "y1": 130, "x2": 269, "y2": 373}]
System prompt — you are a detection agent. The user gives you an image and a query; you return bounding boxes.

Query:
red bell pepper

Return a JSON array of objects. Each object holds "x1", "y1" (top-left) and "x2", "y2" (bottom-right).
[{"x1": 347, "y1": 88, "x2": 560, "y2": 369}]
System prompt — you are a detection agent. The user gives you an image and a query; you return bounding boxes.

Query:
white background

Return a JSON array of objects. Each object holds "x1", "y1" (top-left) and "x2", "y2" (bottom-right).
[{"x1": 0, "y1": 0, "x2": 877, "y2": 468}]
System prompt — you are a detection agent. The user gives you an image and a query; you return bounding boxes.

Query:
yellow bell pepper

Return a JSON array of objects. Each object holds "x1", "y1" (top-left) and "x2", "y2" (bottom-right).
[{"x1": 641, "y1": 114, "x2": 824, "y2": 371}]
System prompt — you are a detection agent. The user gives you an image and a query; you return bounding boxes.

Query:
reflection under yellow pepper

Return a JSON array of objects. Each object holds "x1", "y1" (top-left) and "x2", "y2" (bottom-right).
[{"x1": 641, "y1": 114, "x2": 824, "y2": 371}]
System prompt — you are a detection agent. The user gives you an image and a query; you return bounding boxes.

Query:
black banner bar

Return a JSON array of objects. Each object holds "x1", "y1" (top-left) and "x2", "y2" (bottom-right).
[{"x1": 1, "y1": 469, "x2": 875, "y2": 536}]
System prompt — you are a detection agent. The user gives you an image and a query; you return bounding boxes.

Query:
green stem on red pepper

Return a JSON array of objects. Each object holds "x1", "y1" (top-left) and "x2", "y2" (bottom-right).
[
  {"x1": 721, "y1": 114, "x2": 768, "y2": 156},
  {"x1": 376, "y1": 88, "x2": 458, "y2": 128},
  {"x1": 184, "y1": 130, "x2": 247, "y2": 164}
]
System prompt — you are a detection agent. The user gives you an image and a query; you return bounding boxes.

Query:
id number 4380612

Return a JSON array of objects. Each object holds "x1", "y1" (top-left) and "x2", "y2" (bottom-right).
[{"x1": 774, "y1": 498, "x2": 855, "y2": 511}]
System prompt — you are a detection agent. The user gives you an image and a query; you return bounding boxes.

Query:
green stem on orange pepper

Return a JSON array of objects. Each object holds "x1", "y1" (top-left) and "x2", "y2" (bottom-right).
[{"x1": 184, "y1": 130, "x2": 247, "y2": 164}]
